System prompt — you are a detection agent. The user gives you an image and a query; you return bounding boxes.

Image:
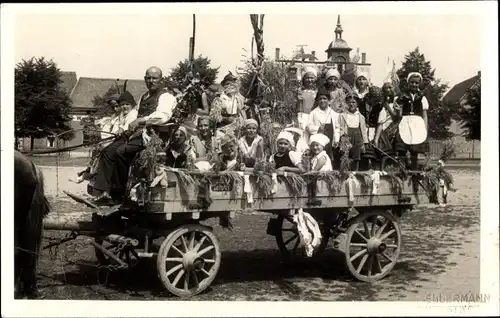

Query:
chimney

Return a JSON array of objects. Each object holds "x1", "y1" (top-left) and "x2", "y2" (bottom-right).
[
  {"x1": 361, "y1": 53, "x2": 366, "y2": 64},
  {"x1": 478, "y1": 71, "x2": 481, "y2": 76},
  {"x1": 275, "y1": 48, "x2": 280, "y2": 61},
  {"x1": 311, "y1": 50, "x2": 316, "y2": 57}
]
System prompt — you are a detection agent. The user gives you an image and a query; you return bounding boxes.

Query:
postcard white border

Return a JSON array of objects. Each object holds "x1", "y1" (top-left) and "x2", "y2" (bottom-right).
[{"x1": 1, "y1": 1, "x2": 498, "y2": 317}]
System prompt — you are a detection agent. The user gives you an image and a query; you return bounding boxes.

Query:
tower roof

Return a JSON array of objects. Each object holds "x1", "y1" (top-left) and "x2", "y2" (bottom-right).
[{"x1": 326, "y1": 15, "x2": 351, "y2": 52}]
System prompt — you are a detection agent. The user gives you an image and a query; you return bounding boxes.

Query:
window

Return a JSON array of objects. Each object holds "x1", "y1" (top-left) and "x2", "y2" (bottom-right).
[{"x1": 47, "y1": 136, "x2": 56, "y2": 148}]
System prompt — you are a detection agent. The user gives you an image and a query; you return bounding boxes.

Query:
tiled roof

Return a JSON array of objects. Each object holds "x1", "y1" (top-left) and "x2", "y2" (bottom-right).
[
  {"x1": 59, "y1": 71, "x2": 78, "y2": 95},
  {"x1": 70, "y1": 77, "x2": 147, "y2": 108},
  {"x1": 443, "y1": 73, "x2": 481, "y2": 104}
]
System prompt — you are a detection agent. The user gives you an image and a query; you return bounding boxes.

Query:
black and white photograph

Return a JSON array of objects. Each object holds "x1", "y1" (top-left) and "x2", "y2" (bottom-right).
[{"x1": 1, "y1": 2, "x2": 498, "y2": 317}]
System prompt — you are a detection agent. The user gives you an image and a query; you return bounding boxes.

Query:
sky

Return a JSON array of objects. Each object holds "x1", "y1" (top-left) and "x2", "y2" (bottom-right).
[{"x1": 13, "y1": 7, "x2": 482, "y2": 89}]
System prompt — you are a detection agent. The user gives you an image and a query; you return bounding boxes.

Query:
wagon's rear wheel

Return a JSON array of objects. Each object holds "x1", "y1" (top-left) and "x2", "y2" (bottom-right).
[
  {"x1": 344, "y1": 210, "x2": 401, "y2": 282},
  {"x1": 275, "y1": 213, "x2": 329, "y2": 261},
  {"x1": 156, "y1": 224, "x2": 221, "y2": 297}
]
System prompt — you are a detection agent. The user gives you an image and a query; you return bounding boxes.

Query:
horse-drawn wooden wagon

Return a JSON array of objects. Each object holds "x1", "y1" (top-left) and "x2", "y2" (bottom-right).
[{"x1": 43, "y1": 144, "x2": 442, "y2": 297}]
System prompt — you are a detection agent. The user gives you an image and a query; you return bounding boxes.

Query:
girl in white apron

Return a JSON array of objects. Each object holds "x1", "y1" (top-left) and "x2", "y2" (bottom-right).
[{"x1": 393, "y1": 72, "x2": 430, "y2": 170}]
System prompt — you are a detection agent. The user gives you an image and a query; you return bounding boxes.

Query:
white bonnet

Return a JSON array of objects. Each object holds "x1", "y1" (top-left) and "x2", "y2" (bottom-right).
[
  {"x1": 309, "y1": 133, "x2": 330, "y2": 147},
  {"x1": 326, "y1": 68, "x2": 341, "y2": 80},
  {"x1": 276, "y1": 131, "x2": 295, "y2": 147}
]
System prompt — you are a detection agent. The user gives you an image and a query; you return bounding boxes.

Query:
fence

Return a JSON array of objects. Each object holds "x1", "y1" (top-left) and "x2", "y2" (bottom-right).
[{"x1": 428, "y1": 138, "x2": 480, "y2": 159}]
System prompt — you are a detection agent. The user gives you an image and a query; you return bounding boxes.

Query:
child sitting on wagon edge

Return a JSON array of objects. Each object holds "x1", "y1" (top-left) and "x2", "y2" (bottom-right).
[
  {"x1": 306, "y1": 133, "x2": 333, "y2": 206},
  {"x1": 269, "y1": 131, "x2": 305, "y2": 173},
  {"x1": 338, "y1": 94, "x2": 369, "y2": 171},
  {"x1": 308, "y1": 133, "x2": 333, "y2": 172},
  {"x1": 238, "y1": 118, "x2": 265, "y2": 168}
]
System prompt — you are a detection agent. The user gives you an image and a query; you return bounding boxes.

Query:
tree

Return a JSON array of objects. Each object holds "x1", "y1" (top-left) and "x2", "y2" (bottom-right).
[
  {"x1": 15, "y1": 57, "x2": 74, "y2": 150},
  {"x1": 396, "y1": 47, "x2": 454, "y2": 139},
  {"x1": 168, "y1": 55, "x2": 219, "y2": 90},
  {"x1": 165, "y1": 55, "x2": 220, "y2": 118},
  {"x1": 91, "y1": 82, "x2": 122, "y2": 117},
  {"x1": 459, "y1": 82, "x2": 481, "y2": 140}
]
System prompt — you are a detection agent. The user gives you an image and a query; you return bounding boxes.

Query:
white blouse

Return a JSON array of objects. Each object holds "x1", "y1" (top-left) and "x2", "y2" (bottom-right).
[
  {"x1": 311, "y1": 150, "x2": 333, "y2": 172},
  {"x1": 238, "y1": 135, "x2": 263, "y2": 158}
]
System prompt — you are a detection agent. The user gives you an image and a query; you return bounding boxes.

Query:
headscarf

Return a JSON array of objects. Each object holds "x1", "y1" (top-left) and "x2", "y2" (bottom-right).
[
  {"x1": 355, "y1": 71, "x2": 370, "y2": 85},
  {"x1": 243, "y1": 118, "x2": 258, "y2": 128},
  {"x1": 303, "y1": 67, "x2": 318, "y2": 78},
  {"x1": 407, "y1": 72, "x2": 423, "y2": 82},
  {"x1": 276, "y1": 131, "x2": 295, "y2": 148},
  {"x1": 309, "y1": 133, "x2": 330, "y2": 147},
  {"x1": 326, "y1": 68, "x2": 341, "y2": 80}
]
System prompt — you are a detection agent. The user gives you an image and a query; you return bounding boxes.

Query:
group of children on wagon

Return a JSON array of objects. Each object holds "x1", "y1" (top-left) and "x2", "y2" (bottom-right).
[{"x1": 78, "y1": 66, "x2": 431, "y2": 206}]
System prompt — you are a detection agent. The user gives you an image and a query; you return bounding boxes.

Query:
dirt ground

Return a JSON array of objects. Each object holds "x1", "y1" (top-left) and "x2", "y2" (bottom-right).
[{"x1": 34, "y1": 165, "x2": 481, "y2": 301}]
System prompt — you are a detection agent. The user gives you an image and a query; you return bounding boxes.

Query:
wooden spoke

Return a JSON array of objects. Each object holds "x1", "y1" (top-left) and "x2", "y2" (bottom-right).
[
  {"x1": 180, "y1": 235, "x2": 188, "y2": 252},
  {"x1": 166, "y1": 257, "x2": 183, "y2": 263},
  {"x1": 198, "y1": 245, "x2": 215, "y2": 257},
  {"x1": 386, "y1": 244, "x2": 398, "y2": 249},
  {"x1": 172, "y1": 269, "x2": 185, "y2": 287},
  {"x1": 166, "y1": 264, "x2": 183, "y2": 277},
  {"x1": 373, "y1": 255, "x2": 382, "y2": 274},
  {"x1": 363, "y1": 221, "x2": 371, "y2": 238},
  {"x1": 350, "y1": 248, "x2": 367, "y2": 262},
  {"x1": 354, "y1": 230, "x2": 369, "y2": 242},
  {"x1": 191, "y1": 270, "x2": 199, "y2": 287},
  {"x1": 184, "y1": 269, "x2": 190, "y2": 291},
  {"x1": 188, "y1": 232, "x2": 196, "y2": 250},
  {"x1": 201, "y1": 268, "x2": 210, "y2": 277},
  {"x1": 380, "y1": 229, "x2": 396, "y2": 241},
  {"x1": 367, "y1": 255, "x2": 373, "y2": 277},
  {"x1": 172, "y1": 245, "x2": 185, "y2": 256},
  {"x1": 193, "y1": 236, "x2": 207, "y2": 253},
  {"x1": 350, "y1": 243, "x2": 368, "y2": 248},
  {"x1": 381, "y1": 251, "x2": 393, "y2": 262},
  {"x1": 283, "y1": 234, "x2": 298, "y2": 246},
  {"x1": 376, "y1": 220, "x2": 389, "y2": 237},
  {"x1": 356, "y1": 254, "x2": 369, "y2": 273},
  {"x1": 204, "y1": 258, "x2": 216, "y2": 264}
]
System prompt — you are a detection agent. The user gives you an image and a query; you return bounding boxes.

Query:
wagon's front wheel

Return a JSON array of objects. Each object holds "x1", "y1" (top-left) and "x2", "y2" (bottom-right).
[
  {"x1": 344, "y1": 210, "x2": 401, "y2": 282},
  {"x1": 156, "y1": 224, "x2": 221, "y2": 297}
]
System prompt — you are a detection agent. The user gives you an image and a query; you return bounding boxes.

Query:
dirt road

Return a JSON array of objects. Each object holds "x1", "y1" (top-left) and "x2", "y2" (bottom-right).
[{"x1": 35, "y1": 166, "x2": 480, "y2": 301}]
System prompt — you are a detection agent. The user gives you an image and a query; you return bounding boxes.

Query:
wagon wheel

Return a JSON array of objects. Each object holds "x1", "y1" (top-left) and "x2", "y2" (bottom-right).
[
  {"x1": 156, "y1": 224, "x2": 221, "y2": 297},
  {"x1": 275, "y1": 214, "x2": 329, "y2": 261},
  {"x1": 94, "y1": 238, "x2": 140, "y2": 270},
  {"x1": 344, "y1": 210, "x2": 401, "y2": 282}
]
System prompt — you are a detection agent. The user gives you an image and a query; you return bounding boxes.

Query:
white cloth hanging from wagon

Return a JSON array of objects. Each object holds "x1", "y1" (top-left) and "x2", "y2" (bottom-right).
[{"x1": 292, "y1": 208, "x2": 322, "y2": 257}]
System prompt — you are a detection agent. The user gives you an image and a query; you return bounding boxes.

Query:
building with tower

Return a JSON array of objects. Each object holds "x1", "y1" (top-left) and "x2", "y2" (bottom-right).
[{"x1": 275, "y1": 15, "x2": 371, "y2": 86}]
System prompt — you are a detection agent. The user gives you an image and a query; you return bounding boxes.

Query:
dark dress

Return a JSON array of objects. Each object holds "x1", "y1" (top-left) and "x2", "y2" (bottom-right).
[
  {"x1": 357, "y1": 96, "x2": 382, "y2": 161},
  {"x1": 393, "y1": 92, "x2": 429, "y2": 155},
  {"x1": 346, "y1": 127, "x2": 363, "y2": 161},
  {"x1": 273, "y1": 151, "x2": 295, "y2": 169}
]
